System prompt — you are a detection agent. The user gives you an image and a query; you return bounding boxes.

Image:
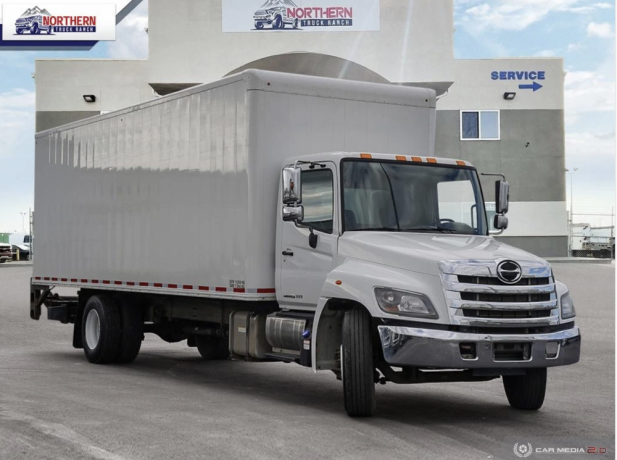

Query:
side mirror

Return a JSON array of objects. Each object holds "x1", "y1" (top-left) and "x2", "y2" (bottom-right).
[
  {"x1": 282, "y1": 167, "x2": 302, "y2": 205},
  {"x1": 283, "y1": 205, "x2": 304, "y2": 222},
  {"x1": 494, "y1": 215, "x2": 508, "y2": 230},
  {"x1": 495, "y1": 180, "x2": 509, "y2": 214}
]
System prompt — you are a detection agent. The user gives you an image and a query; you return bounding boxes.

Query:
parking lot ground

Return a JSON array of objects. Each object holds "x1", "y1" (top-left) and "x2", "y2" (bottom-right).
[{"x1": 0, "y1": 263, "x2": 614, "y2": 460}]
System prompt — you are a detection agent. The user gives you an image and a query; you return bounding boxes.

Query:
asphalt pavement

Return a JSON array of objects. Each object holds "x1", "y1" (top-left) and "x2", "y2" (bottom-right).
[{"x1": 0, "y1": 263, "x2": 614, "y2": 459}]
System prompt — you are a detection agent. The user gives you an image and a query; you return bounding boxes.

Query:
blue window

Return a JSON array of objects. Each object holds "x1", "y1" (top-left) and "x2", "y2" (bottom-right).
[{"x1": 461, "y1": 110, "x2": 500, "y2": 140}]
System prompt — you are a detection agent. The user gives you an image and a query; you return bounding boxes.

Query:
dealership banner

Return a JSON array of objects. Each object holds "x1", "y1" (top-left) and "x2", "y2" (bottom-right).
[
  {"x1": 0, "y1": 0, "x2": 140, "y2": 50},
  {"x1": 222, "y1": 0, "x2": 380, "y2": 33}
]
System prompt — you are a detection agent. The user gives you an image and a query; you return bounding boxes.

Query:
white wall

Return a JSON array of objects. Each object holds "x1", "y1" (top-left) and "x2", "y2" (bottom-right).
[
  {"x1": 36, "y1": 60, "x2": 153, "y2": 113},
  {"x1": 147, "y1": 0, "x2": 455, "y2": 85},
  {"x1": 437, "y1": 59, "x2": 565, "y2": 111}
]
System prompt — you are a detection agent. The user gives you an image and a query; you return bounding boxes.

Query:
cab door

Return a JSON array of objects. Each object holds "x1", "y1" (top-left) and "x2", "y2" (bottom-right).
[{"x1": 277, "y1": 163, "x2": 339, "y2": 310}]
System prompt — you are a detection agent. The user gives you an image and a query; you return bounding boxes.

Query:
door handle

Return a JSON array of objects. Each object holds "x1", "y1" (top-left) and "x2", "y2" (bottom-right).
[{"x1": 282, "y1": 250, "x2": 294, "y2": 256}]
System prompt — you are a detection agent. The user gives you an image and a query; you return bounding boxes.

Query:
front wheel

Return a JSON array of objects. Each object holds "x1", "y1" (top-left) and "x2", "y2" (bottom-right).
[
  {"x1": 293, "y1": 19, "x2": 299, "y2": 29},
  {"x1": 274, "y1": 16, "x2": 282, "y2": 29},
  {"x1": 17, "y1": 29, "x2": 24, "y2": 34},
  {"x1": 342, "y1": 307, "x2": 376, "y2": 417},
  {"x1": 503, "y1": 368, "x2": 547, "y2": 410},
  {"x1": 255, "y1": 22, "x2": 264, "y2": 29}
]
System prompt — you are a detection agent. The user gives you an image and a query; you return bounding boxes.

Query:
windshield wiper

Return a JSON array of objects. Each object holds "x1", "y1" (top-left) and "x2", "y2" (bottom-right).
[
  {"x1": 353, "y1": 227, "x2": 401, "y2": 232},
  {"x1": 404, "y1": 226, "x2": 455, "y2": 234}
]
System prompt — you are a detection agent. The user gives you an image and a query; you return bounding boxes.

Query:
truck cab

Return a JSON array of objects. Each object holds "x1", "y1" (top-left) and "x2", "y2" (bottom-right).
[
  {"x1": 253, "y1": 7, "x2": 299, "y2": 29},
  {"x1": 276, "y1": 152, "x2": 580, "y2": 415},
  {"x1": 15, "y1": 15, "x2": 52, "y2": 34}
]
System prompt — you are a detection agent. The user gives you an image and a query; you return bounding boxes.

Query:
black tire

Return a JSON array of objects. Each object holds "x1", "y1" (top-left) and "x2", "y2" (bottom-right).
[
  {"x1": 293, "y1": 19, "x2": 299, "y2": 29},
  {"x1": 47, "y1": 27, "x2": 52, "y2": 34},
  {"x1": 82, "y1": 295, "x2": 122, "y2": 364},
  {"x1": 274, "y1": 16, "x2": 282, "y2": 29},
  {"x1": 255, "y1": 22, "x2": 264, "y2": 29},
  {"x1": 17, "y1": 29, "x2": 23, "y2": 34},
  {"x1": 342, "y1": 307, "x2": 376, "y2": 417},
  {"x1": 196, "y1": 335, "x2": 229, "y2": 360},
  {"x1": 503, "y1": 368, "x2": 547, "y2": 410},
  {"x1": 32, "y1": 23, "x2": 39, "y2": 34},
  {"x1": 115, "y1": 300, "x2": 143, "y2": 364}
]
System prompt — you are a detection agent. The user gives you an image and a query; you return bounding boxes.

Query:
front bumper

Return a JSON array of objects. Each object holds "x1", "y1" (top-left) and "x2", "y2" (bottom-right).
[{"x1": 378, "y1": 325, "x2": 581, "y2": 369}]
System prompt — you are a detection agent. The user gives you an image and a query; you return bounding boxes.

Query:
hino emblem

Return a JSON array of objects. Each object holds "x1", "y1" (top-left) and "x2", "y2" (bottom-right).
[{"x1": 496, "y1": 260, "x2": 522, "y2": 284}]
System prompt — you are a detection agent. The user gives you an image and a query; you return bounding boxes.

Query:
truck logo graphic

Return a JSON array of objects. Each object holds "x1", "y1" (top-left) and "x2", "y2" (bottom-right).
[
  {"x1": 15, "y1": 6, "x2": 53, "y2": 35},
  {"x1": 14, "y1": 5, "x2": 98, "y2": 35},
  {"x1": 252, "y1": 0, "x2": 353, "y2": 30}
]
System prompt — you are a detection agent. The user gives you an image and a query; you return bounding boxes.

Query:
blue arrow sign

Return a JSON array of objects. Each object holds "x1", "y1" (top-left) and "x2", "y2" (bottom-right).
[{"x1": 519, "y1": 81, "x2": 543, "y2": 91}]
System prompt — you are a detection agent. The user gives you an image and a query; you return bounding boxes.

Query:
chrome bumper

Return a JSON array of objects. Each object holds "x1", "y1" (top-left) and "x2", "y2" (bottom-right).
[{"x1": 378, "y1": 325, "x2": 581, "y2": 369}]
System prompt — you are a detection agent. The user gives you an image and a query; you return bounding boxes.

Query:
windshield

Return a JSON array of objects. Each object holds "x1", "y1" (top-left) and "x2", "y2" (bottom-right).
[{"x1": 342, "y1": 160, "x2": 488, "y2": 235}]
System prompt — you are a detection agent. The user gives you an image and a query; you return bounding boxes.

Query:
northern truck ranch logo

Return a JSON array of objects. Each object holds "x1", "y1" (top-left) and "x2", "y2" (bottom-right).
[
  {"x1": 14, "y1": 6, "x2": 97, "y2": 35},
  {"x1": 253, "y1": 0, "x2": 353, "y2": 30}
]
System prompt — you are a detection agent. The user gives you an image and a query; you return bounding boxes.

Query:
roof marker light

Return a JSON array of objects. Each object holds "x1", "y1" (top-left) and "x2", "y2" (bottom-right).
[
  {"x1": 427, "y1": 158, "x2": 437, "y2": 163},
  {"x1": 360, "y1": 153, "x2": 372, "y2": 159},
  {"x1": 411, "y1": 157, "x2": 423, "y2": 162},
  {"x1": 395, "y1": 156, "x2": 407, "y2": 161},
  {"x1": 456, "y1": 160, "x2": 466, "y2": 166}
]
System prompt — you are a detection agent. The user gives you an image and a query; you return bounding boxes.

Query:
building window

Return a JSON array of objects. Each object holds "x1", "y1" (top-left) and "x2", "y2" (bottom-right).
[{"x1": 460, "y1": 110, "x2": 500, "y2": 140}]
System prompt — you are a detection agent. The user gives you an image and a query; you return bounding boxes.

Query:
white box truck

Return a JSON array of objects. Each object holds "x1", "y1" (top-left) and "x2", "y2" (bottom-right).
[{"x1": 31, "y1": 70, "x2": 580, "y2": 417}]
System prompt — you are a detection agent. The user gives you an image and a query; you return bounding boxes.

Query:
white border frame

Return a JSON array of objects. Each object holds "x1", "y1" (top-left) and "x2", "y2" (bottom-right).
[{"x1": 460, "y1": 110, "x2": 501, "y2": 141}]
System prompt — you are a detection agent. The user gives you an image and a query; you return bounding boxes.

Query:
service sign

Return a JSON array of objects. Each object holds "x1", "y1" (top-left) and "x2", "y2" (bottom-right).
[
  {"x1": 222, "y1": 0, "x2": 380, "y2": 33},
  {"x1": 2, "y1": 3, "x2": 116, "y2": 41}
]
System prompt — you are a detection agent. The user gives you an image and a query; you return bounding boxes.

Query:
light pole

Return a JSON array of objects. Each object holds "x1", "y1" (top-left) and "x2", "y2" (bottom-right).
[
  {"x1": 565, "y1": 168, "x2": 578, "y2": 255},
  {"x1": 19, "y1": 212, "x2": 26, "y2": 233}
]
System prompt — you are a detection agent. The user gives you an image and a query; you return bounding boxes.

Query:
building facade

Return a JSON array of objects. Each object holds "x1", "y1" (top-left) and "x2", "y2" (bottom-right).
[{"x1": 34, "y1": 0, "x2": 568, "y2": 256}]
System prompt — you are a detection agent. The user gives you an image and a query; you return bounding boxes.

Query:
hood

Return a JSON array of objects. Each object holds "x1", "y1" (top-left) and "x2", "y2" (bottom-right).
[{"x1": 338, "y1": 232, "x2": 547, "y2": 276}]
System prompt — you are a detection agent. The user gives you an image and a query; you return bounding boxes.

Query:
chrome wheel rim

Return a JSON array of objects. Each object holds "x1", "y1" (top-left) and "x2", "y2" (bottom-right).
[{"x1": 85, "y1": 309, "x2": 100, "y2": 350}]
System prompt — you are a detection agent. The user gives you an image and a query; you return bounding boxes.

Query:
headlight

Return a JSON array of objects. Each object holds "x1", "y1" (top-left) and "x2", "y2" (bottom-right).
[
  {"x1": 560, "y1": 291, "x2": 576, "y2": 319},
  {"x1": 375, "y1": 287, "x2": 438, "y2": 319}
]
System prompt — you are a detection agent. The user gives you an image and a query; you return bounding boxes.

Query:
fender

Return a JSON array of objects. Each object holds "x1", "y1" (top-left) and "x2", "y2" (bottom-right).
[{"x1": 311, "y1": 257, "x2": 445, "y2": 372}]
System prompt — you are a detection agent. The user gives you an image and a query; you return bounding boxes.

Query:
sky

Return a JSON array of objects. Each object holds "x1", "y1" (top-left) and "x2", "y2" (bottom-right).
[{"x1": 0, "y1": 0, "x2": 614, "y2": 231}]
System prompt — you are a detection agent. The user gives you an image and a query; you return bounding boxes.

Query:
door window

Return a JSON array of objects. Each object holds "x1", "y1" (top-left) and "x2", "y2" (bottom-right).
[{"x1": 301, "y1": 169, "x2": 333, "y2": 234}]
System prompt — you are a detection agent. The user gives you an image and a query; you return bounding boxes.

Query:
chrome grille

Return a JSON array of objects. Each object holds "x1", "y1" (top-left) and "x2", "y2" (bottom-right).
[{"x1": 439, "y1": 260, "x2": 558, "y2": 328}]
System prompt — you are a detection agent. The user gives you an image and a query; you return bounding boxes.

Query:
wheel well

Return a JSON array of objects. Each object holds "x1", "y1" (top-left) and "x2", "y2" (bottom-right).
[{"x1": 314, "y1": 299, "x2": 371, "y2": 371}]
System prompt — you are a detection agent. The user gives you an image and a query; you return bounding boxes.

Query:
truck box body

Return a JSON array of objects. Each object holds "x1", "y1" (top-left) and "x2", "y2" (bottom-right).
[{"x1": 33, "y1": 70, "x2": 436, "y2": 299}]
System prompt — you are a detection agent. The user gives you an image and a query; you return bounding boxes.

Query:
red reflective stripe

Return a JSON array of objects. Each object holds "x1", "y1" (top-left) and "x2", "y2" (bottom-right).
[
  {"x1": 114, "y1": 281, "x2": 122, "y2": 285},
  {"x1": 44, "y1": 277, "x2": 50, "y2": 281},
  {"x1": 71, "y1": 279, "x2": 77, "y2": 282},
  {"x1": 233, "y1": 288, "x2": 245, "y2": 293},
  {"x1": 81, "y1": 279, "x2": 88, "y2": 283},
  {"x1": 139, "y1": 282, "x2": 148, "y2": 286},
  {"x1": 153, "y1": 283, "x2": 163, "y2": 288},
  {"x1": 198, "y1": 286, "x2": 209, "y2": 291},
  {"x1": 91, "y1": 280, "x2": 99, "y2": 284},
  {"x1": 182, "y1": 285, "x2": 193, "y2": 290},
  {"x1": 215, "y1": 287, "x2": 226, "y2": 292},
  {"x1": 168, "y1": 283, "x2": 178, "y2": 289},
  {"x1": 61, "y1": 278, "x2": 67, "y2": 282},
  {"x1": 127, "y1": 282, "x2": 135, "y2": 286},
  {"x1": 257, "y1": 288, "x2": 276, "y2": 294},
  {"x1": 51, "y1": 278, "x2": 58, "y2": 281},
  {"x1": 102, "y1": 280, "x2": 110, "y2": 285},
  {"x1": 35, "y1": 277, "x2": 41, "y2": 280}
]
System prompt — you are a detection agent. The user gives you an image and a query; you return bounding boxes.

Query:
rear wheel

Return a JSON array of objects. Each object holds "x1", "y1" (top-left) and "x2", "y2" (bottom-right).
[
  {"x1": 115, "y1": 299, "x2": 143, "y2": 363},
  {"x1": 196, "y1": 335, "x2": 229, "y2": 360},
  {"x1": 503, "y1": 368, "x2": 547, "y2": 410},
  {"x1": 82, "y1": 295, "x2": 122, "y2": 364},
  {"x1": 342, "y1": 307, "x2": 376, "y2": 417}
]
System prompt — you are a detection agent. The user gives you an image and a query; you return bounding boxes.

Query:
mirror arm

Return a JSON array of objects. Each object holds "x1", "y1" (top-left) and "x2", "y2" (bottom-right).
[{"x1": 480, "y1": 172, "x2": 506, "y2": 181}]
